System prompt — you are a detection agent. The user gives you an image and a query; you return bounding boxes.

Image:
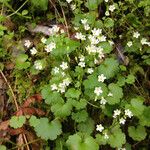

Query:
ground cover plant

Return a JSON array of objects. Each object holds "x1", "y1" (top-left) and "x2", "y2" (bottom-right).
[{"x1": 0, "y1": 0, "x2": 150, "y2": 149}]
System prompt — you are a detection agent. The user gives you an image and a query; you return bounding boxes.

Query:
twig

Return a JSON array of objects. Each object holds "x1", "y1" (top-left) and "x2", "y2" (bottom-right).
[
  {"x1": 22, "y1": 134, "x2": 30, "y2": 150},
  {"x1": 58, "y1": 0, "x2": 70, "y2": 37},
  {"x1": 0, "y1": 69, "x2": 19, "y2": 111},
  {"x1": 7, "y1": 0, "x2": 29, "y2": 17}
]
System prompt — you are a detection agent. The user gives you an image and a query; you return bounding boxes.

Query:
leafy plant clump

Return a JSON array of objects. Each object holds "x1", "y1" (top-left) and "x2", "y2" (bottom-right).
[{"x1": 0, "y1": 0, "x2": 150, "y2": 149}]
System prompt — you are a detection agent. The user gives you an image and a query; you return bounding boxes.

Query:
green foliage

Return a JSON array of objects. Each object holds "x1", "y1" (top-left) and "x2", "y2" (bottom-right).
[
  {"x1": 65, "y1": 88, "x2": 81, "y2": 99},
  {"x1": 10, "y1": 116, "x2": 26, "y2": 129},
  {"x1": 97, "y1": 58, "x2": 119, "y2": 79},
  {"x1": 16, "y1": 54, "x2": 30, "y2": 70},
  {"x1": 107, "y1": 83, "x2": 123, "y2": 105},
  {"x1": 72, "y1": 110, "x2": 88, "y2": 123},
  {"x1": 66, "y1": 133, "x2": 99, "y2": 150},
  {"x1": 0, "y1": 145, "x2": 6, "y2": 150},
  {"x1": 128, "y1": 125, "x2": 147, "y2": 141},
  {"x1": 30, "y1": 0, "x2": 48, "y2": 11},
  {"x1": 32, "y1": 118, "x2": 62, "y2": 140}
]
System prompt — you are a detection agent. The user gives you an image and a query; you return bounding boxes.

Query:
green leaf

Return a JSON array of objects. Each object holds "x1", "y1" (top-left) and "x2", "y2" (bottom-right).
[
  {"x1": 22, "y1": 10, "x2": 28, "y2": 16},
  {"x1": 139, "y1": 107, "x2": 150, "y2": 127},
  {"x1": 16, "y1": 54, "x2": 30, "y2": 70},
  {"x1": 10, "y1": 116, "x2": 26, "y2": 129},
  {"x1": 72, "y1": 110, "x2": 88, "y2": 123},
  {"x1": 97, "y1": 58, "x2": 119, "y2": 79},
  {"x1": 108, "y1": 127, "x2": 126, "y2": 148},
  {"x1": 99, "y1": 42, "x2": 113, "y2": 54},
  {"x1": 51, "y1": 101, "x2": 72, "y2": 118},
  {"x1": 96, "y1": 134, "x2": 107, "y2": 145},
  {"x1": 129, "y1": 97, "x2": 145, "y2": 116},
  {"x1": 41, "y1": 85, "x2": 64, "y2": 105},
  {"x1": 85, "y1": 0, "x2": 103, "y2": 10},
  {"x1": 34, "y1": 118, "x2": 62, "y2": 140},
  {"x1": 128, "y1": 125, "x2": 147, "y2": 141},
  {"x1": 66, "y1": 133, "x2": 99, "y2": 150},
  {"x1": 31, "y1": 0, "x2": 48, "y2": 11},
  {"x1": 126, "y1": 74, "x2": 135, "y2": 84},
  {"x1": 0, "y1": 145, "x2": 6, "y2": 150},
  {"x1": 29, "y1": 116, "x2": 40, "y2": 128},
  {"x1": 77, "y1": 118, "x2": 94, "y2": 135},
  {"x1": 65, "y1": 88, "x2": 81, "y2": 99},
  {"x1": 107, "y1": 83, "x2": 123, "y2": 105},
  {"x1": 104, "y1": 18, "x2": 114, "y2": 28}
]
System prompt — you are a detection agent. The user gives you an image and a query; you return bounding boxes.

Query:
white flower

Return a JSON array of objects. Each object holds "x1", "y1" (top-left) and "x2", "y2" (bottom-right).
[
  {"x1": 86, "y1": 45, "x2": 97, "y2": 54},
  {"x1": 108, "y1": 92, "x2": 113, "y2": 97},
  {"x1": 119, "y1": 118, "x2": 126, "y2": 125},
  {"x1": 105, "y1": 11, "x2": 110, "y2": 16},
  {"x1": 109, "y1": 5, "x2": 116, "y2": 12},
  {"x1": 108, "y1": 40, "x2": 114, "y2": 46},
  {"x1": 30, "y1": 47, "x2": 37, "y2": 55},
  {"x1": 63, "y1": 78, "x2": 71, "y2": 86},
  {"x1": 79, "y1": 55, "x2": 85, "y2": 62},
  {"x1": 34, "y1": 61, "x2": 43, "y2": 70},
  {"x1": 78, "y1": 61, "x2": 85, "y2": 68},
  {"x1": 24, "y1": 40, "x2": 31, "y2": 48},
  {"x1": 113, "y1": 109, "x2": 121, "y2": 118},
  {"x1": 74, "y1": 27, "x2": 79, "y2": 30},
  {"x1": 92, "y1": 28, "x2": 102, "y2": 37},
  {"x1": 41, "y1": 37, "x2": 47, "y2": 44},
  {"x1": 49, "y1": 25, "x2": 60, "y2": 35},
  {"x1": 84, "y1": 24, "x2": 90, "y2": 30},
  {"x1": 53, "y1": 67, "x2": 59, "y2": 74},
  {"x1": 98, "y1": 74, "x2": 106, "y2": 82},
  {"x1": 105, "y1": 0, "x2": 109, "y2": 2},
  {"x1": 58, "y1": 83, "x2": 66, "y2": 93},
  {"x1": 51, "y1": 84, "x2": 58, "y2": 91},
  {"x1": 88, "y1": 35, "x2": 100, "y2": 45},
  {"x1": 94, "y1": 87, "x2": 103, "y2": 96},
  {"x1": 71, "y1": 4, "x2": 76, "y2": 10},
  {"x1": 100, "y1": 97, "x2": 107, "y2": 105},
  {"x1": 81, "y1": 19, "x2": 88, "y2": 24},
  {"x1": 60, "y1": 62, "x2": 68, "y2": 70},
  {"x1": 98, "y1": 35, "x2": 106, "y2": 42},
  {"x1": 45, "y1": 42, "x2": 56, "y2": 52},
  {"x1": 96, "y1": 124, "x2": 104, "y2": 132},
  {"x1": 104, "y1": 133, "x2": 109, "y2": 139},
  {"x1": 125, "y1": 109, "x2": 133, "y2": 118},
  {"x1": 133, "y1": 31, "x2": 140, "y2": 38},
  {"x1": 75, "y1": 32, "x2": 86, "y2": 40},
  {"x1": 141, "y1": 38, "x2": 148, "y2": 45},
  {"x1": 127, "y1": 41, "x2": 133, "y2": 47},
  {"x1": 61, "y1": 72, "x2": 66, "y2": 77},
  {"x1": 60, "y1": 29, "x2": 65, "y2": 34},
  {"x1": 87, "y1": 68, "x2": 94, "y2": 74},
  {"x1": 66, "y1": 0, "x2": 72, "y2": 3}
]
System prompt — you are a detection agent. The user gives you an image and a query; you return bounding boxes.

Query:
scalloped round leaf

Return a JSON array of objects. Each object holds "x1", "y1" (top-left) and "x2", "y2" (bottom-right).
[
  {"x1": 66, "y1": 133, "x2": 99, "y2": 150},
  {"x1": 130, "y1": 97, "x2": 145, "y2": 116},
  {"x1": 97, "y1": 58, "x2": 119, "y2": 79},
  {"x1": 41, "y1": 85, "x2": 64, "y2": 105},
  {"x1": 126, "y1": 74, "x2": 135, "y2": 84},
  {"x1": 128, "y1": 125, "x2": 147, "y2": 141},
  {"x1": 71, "y1": 110, "x2": 88, "y2": 123},
  {"x1": 99, "y1": 42, "x2": 113, "y2": 54},
  {"x1": 51, "y1": 102, "x2": 72, "y2": 118},
  {"x1": 16, "y1": 54, "x2": 30, "y2": 70},
  {"x1": 104, "y1": 18, "x2": 114, "y2": 28},
  {"x1": 107, "y1": 83, "x2": 123, "y2": 105},
  {"x1": 34, "y1": 118, "x2": 62, "y2": 140},
  {"x1": 108, "y1": 129, "x2": 126, "y2": 148},
  {"x1": 65, "y1": 88, "x2": 81, "y2": 99},
  {"x1": 77, "y1": 118, "x2": 94, "y2": 135},
  {"x1": 10, "y1": 116, "x2": 26, "y2": 129},
  {"x1": 29, "y1": 116, "x2": 40, "y2": 128},
  {"x1": 139, "y1": 107, "x2": 150, "y2": 127},
  {"x1": 96, "y1": 134, "x2": 107, "y2": 145}
]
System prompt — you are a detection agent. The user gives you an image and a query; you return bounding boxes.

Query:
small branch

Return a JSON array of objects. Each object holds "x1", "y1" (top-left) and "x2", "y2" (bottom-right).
[{"x1": 0, "y1": 69, "x2": 19, "y2": 111}]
